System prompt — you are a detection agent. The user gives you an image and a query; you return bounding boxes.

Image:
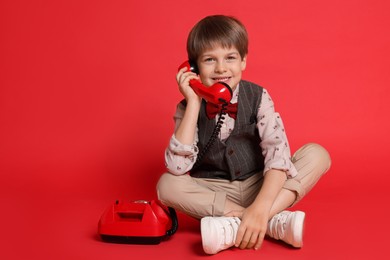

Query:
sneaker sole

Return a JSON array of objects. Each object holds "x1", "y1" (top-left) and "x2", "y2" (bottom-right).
[
  {"x1": 201, "y1": 217, "x2": 220, "y2": 254},
  {"x1": 290, "y1": 211, "x2": 305, "y2": 248}
]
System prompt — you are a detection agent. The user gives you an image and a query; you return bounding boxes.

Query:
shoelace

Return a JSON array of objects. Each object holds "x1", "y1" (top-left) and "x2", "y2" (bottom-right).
[
  {"x1": 269, "y1": 212, "x2": 290, "y2": 240},
  {"x1": 222, "y1": 218, "x2": 240, "y2": 245}
]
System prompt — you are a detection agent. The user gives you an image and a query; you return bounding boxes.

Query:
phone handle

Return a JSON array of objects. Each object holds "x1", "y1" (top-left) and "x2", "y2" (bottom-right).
[{"x1": 178, "y1": 61, "x2": 232, "y2": 104}]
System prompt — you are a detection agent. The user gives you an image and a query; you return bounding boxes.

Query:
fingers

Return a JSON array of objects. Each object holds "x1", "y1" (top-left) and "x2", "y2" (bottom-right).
[
  {"x1": 239, "y1": 232, "x2": 258, "y2": 250},
  {"x1": 176, "y1": 66, "x2": 188, "y2": 84},
  {"x1": 235, "y1": 226, "x2": 266, "y2": 250},
  {"x1": 176, "y1": 67, "x2": 197, "y2": 86},
  {"x1": 254, "y1": 233, "x2": 265, "y2": 250},
  {"x1": 176, "y1": 67, "x2": 201, "y2": 101},
  {"x1": 234, "y1": 224, "x2": 245, "y2": 248},
  {"x1": 246, "y1": 233, "x2": 259, "y2": 250}
]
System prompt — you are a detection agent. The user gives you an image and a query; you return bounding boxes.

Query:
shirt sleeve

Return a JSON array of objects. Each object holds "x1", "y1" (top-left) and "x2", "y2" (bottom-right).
[
  {"x1": 257, "y1": 89, "x2": 298, "y2": 178},
  {"x1": 164, "y1": 102, "x2": 199, "y2": 175}
]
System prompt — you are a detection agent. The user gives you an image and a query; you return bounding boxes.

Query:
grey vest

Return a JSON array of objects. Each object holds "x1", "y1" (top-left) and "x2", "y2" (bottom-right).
[{"x1": 190, "y1": 80, "x2": 265, "y2": 181}]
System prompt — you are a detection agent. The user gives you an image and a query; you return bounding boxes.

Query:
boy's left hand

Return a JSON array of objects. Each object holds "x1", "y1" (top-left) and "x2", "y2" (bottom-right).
[{"x1": 227, "y1": 205, "x2": 269, "y2": 250}]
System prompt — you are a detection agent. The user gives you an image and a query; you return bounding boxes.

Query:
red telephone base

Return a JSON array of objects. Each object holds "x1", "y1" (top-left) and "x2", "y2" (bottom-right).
[
  {"x1": 100, "y1": 234, "x2": 165, "y2": 245},
  {"x1": 98, "y1": 200, "x2": 178, "y2": 244}
]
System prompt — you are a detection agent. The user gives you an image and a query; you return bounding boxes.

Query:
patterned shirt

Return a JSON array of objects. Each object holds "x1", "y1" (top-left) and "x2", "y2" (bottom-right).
[{"x1": 165, "y1": 83, "x2": 298, "y2": 178}]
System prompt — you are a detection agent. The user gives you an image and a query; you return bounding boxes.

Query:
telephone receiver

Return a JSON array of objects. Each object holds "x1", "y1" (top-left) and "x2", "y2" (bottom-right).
[{"x1": 178, "y1": 60, "x2": 233, "y2": 104}]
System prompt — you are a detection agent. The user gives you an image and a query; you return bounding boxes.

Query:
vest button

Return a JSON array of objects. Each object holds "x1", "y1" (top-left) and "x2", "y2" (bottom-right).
[
  {"x1": 228, "y1": 149, "x2": 234, "y2": 155},
  {"x1": 235, "y1": 171, "x2": 241, "y2": 176}
]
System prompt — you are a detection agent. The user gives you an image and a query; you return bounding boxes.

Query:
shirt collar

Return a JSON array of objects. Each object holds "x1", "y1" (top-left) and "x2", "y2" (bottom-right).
[{"x1": 231, "y1": 83, "x2": 240, "y2": 104}]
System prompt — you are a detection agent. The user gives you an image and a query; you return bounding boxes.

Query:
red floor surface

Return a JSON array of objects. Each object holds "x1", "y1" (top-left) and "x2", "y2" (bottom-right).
[{"x1": 1, "y1": 156, "x2": 388, "y2": 260}]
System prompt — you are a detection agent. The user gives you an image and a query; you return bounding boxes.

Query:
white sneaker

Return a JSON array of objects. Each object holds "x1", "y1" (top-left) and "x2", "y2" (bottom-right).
[
  {"x1": 200, "y1": 216, "x2": 241, "y2": 254},
  {"x1": 266, "y1": 210, "x2": 305, "y2": 248}
]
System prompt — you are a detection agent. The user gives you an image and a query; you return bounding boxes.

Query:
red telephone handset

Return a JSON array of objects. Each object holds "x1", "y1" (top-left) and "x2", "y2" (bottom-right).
[{"x1": 178, "y1": 60, "x2": 232, "y2": 104}]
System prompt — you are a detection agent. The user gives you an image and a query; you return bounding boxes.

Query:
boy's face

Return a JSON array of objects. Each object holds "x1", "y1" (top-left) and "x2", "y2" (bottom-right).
[{"x1": 197, "y1": 45, "x2": 246, "y2": 91}]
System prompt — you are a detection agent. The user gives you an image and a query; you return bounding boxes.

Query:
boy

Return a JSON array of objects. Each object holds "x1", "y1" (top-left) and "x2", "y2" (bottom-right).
[{"x1": 157, "y1": 15, "x2": 331, "y2": 254}]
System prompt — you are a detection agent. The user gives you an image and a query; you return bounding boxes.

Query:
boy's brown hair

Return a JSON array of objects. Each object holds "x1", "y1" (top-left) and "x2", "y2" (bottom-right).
[{"x1": 187, "y1": 15, "x2": 248, "y2": 63}]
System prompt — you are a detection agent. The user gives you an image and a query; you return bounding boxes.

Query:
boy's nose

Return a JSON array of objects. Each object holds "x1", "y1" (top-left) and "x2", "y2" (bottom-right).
[{"x1": 215, "y1": 62, "x2": 227, "y2": 73}]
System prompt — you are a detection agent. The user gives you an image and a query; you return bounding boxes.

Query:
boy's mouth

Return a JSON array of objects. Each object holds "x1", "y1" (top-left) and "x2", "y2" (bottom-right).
[{"x1": 212, "y1": 76, "x2": 231, "y2": 83}]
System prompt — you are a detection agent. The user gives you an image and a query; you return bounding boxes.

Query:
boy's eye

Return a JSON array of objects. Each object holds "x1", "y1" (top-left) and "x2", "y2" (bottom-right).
[
  {"x1": 204, "y1": 57, "x2": 214, "y2": 62},
  {"x1": 227, "y1": 56, "x2": 237, "y2": 60}
]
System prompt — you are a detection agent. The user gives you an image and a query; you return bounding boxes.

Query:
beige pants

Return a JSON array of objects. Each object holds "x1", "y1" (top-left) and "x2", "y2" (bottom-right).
[{"x1": 156, "y1": 143, "x2": 331, "y2": 219}]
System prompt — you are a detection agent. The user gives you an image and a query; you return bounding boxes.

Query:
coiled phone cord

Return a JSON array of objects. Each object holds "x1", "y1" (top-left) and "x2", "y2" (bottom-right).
[{"x1": 193, "y1": 102, "x2": 228, "y2": 169}]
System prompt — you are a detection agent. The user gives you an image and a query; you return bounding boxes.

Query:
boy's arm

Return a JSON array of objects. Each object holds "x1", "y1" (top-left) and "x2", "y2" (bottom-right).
[
  {"x1": 174, "y1": 66, "x2": 202, "y2": 145},
  {"x1": 165, "y1": 103, "x2": 198, "y2": 175},
  {"x1": 234, "y1": 169, "x2": 286, "y2": 250},
  {"x1": 164, "y1": 67, "x2": 202, "y2": 175},
  {"x1": 232, "y1": 89, "x2": 294, "y2": 249},
  {"x1": 258, "y1": 89, "x2": 298, "y2": 178},
  {"x1": 165, "y1": 100, "x2": 201, "y2": 175},
  {"x1": 174, "y1": 99, "x2": 201, "y2": 145}
]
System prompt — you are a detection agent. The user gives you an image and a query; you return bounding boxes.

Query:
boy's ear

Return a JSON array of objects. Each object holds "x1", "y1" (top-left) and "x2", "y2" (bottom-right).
[{"x1": 241, "y1": 55, "x2": 247, "y2": 71}]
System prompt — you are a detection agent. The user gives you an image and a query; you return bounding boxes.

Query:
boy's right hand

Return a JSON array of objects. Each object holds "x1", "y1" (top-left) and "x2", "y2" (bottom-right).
[{"x1": 176, "y1": 67, "x2": 201, "y2": 103}]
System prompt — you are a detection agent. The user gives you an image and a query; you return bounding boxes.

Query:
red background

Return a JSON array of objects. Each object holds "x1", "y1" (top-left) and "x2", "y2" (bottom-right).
[{"x1": 1, "y1": 0, "x2": 389, "y2": 259}]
